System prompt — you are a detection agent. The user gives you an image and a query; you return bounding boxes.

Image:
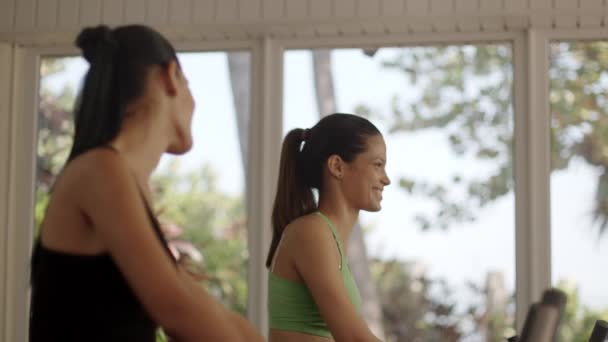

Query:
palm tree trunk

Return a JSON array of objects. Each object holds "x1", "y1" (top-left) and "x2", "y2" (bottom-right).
[{"x1": 227, "y1": 52, "x2": 251, "y2": 170}]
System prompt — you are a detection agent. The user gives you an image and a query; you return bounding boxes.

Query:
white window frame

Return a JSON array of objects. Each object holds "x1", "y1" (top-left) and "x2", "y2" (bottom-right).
[
  {"x1": 537, "y1": 24, "x2": 608, "y2": 304},
  {"x1": 0, "y1": 41, "x2": 15, "y2": 342},
  {"x1": 3, "y1": 26, "x2": 608, "y2": 340},
  {"x1": 2, "y1": 43, "x2": 39, "y2": 342}
]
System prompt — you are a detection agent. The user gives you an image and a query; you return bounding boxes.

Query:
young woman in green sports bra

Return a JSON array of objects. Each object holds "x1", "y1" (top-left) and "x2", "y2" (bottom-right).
[{"x1": 267, "y1": 113, "x2": 390, "y2": 342}]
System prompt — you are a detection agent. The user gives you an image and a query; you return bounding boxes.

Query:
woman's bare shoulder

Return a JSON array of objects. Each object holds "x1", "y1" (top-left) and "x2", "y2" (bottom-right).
[
  {"x1": 54, "y1": 148, "x2": 132, "y2": 198},
  {"x1": 283, "y1": 213, "x2": 333, "y2": 247}
]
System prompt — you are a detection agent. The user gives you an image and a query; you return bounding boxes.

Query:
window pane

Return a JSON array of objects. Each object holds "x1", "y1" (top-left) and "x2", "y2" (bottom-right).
[
  {"x1": 284, "y1": 46, "x2": 515, "y2": 341},
  {"x1": 550, "y1": 41, "x2": 608, "y2": 341},
  {"x1": 36, "y1": 57, "x2": 86, "y2": 231},
  {"x1": 36, "y1": 52, "x2": 251, "y2": 314}
]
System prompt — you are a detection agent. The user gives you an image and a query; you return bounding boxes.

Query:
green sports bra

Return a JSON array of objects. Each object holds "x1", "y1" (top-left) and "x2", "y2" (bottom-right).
[{"x1": 268, "y1": 211, "x2": 362, "y2": 338}]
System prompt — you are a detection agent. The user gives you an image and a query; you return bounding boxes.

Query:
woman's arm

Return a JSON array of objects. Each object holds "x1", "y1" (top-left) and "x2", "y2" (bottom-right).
[
  {"x1": 287, "y1": 216, "x2": 382, "y2": 342},
  {"x1": 79, "y1": 150, "x2": 260, "y2": 341},
  {"x1": 177, "y1": 267, "x2": 265, "y2": 342}
]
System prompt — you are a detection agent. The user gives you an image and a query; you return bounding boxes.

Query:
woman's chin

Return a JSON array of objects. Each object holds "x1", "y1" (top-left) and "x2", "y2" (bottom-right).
[
  {"x1": 363, "y1": 203, "x2": 382, "y2": 212},
  {"x1": 167, "y1": 140, "x2": 193, "y2": 155}
]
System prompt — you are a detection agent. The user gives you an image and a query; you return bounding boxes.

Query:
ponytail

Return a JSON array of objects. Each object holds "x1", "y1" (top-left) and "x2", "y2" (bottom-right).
[
  {"x1": 266, "y1": 128, "x2": 317, "y2": 267},
  {"x1": 68, "y1": 26, "x2": 119, "y2": 161},
  {"x1": 66, "y1": 25, "x2": 177, "y2": 162}
]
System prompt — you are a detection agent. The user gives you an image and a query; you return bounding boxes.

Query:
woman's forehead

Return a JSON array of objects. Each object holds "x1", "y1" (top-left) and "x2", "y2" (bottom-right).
[{"x1": 364, "y1": 135, "x2": 386, "y2": 152}]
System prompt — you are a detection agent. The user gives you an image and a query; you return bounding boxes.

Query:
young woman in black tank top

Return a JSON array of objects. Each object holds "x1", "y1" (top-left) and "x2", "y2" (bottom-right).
[{"x1": 29, "y1": 25, "x2": 263, "y2": 342}]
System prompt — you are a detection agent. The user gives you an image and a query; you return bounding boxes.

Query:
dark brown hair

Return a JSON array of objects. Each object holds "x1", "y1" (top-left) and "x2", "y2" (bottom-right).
[
  {"x1": 266, "y1": 113, "x2": 381, "y2": 267},
  {"x1": 68, "y1": 24, "x2": 178, "y2": 162}
]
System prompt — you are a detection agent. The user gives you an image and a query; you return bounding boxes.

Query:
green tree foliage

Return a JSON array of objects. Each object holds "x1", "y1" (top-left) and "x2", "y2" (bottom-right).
[
  {"x1": 557, "y1": 280, "x2": 608, "y2": 342},
  {"x1": 371, "y1": 259, "x2": 463, "y2": 341},
  {"x1": 37, "y1": 60, "x2": 75, "y2": 185},
  {"x1": 371, "y1": 258, "x2": 517, "y2": 342},
  {"x1": 550, "y1": 42, "x2": 608, "y2": 233},
  {"x1": 362, "y1": 42, "x2": 608, "y2": 235},
  {"x1": 357, "y1": 45, "x2": 514, "y2": 231},
  {"x1": 35, "y1": 59, "x2": 76, "y2": 234},
  {"x1": 151, "y1": 162, "x2": 248, "y2": 314},
  {"x1": 357, "y1": 42, "x2": 608, "y2": 339},
  {"x1": 371, "y1": 257, "x2": 608, "y2": 342}
]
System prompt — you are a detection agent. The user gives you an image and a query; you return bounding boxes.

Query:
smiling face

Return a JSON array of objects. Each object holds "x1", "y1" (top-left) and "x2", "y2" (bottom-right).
[{"x1": 341, "y1": 134, "x2": 391, "y2": 211}]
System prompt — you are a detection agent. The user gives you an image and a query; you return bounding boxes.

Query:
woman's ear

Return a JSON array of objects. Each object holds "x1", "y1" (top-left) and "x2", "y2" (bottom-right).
[
  {"x1": 326, "y1": 155, "x2": 344, "y2": 180},
  {"x1": 160, "y1": 60, "x2": 180, "y2": 97}
]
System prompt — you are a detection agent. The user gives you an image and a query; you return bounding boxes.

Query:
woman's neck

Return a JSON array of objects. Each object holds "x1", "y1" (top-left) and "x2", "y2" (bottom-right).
[
  {"x1": 317, "y1": 196, "x2": 359, "y2": 253},
  {"x1": 109, "y1": 132, "x2": 166, "y2": 191}
]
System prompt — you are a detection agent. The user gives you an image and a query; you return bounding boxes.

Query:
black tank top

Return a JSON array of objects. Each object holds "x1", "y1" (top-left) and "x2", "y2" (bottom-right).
[{"x1": 29, "y1": 147, "x2": 176, "y2": 342}]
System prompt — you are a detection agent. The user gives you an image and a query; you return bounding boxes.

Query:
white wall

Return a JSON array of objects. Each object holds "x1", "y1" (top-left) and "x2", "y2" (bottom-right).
[{"x1": 0, "y1": 0, "x2": 607, "y2": 44}]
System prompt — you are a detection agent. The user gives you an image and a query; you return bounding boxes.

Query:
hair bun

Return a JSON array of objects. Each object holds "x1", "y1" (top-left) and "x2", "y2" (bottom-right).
[{"x1": 76, "y1": 25, "x2": 117, "y2": 63}]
